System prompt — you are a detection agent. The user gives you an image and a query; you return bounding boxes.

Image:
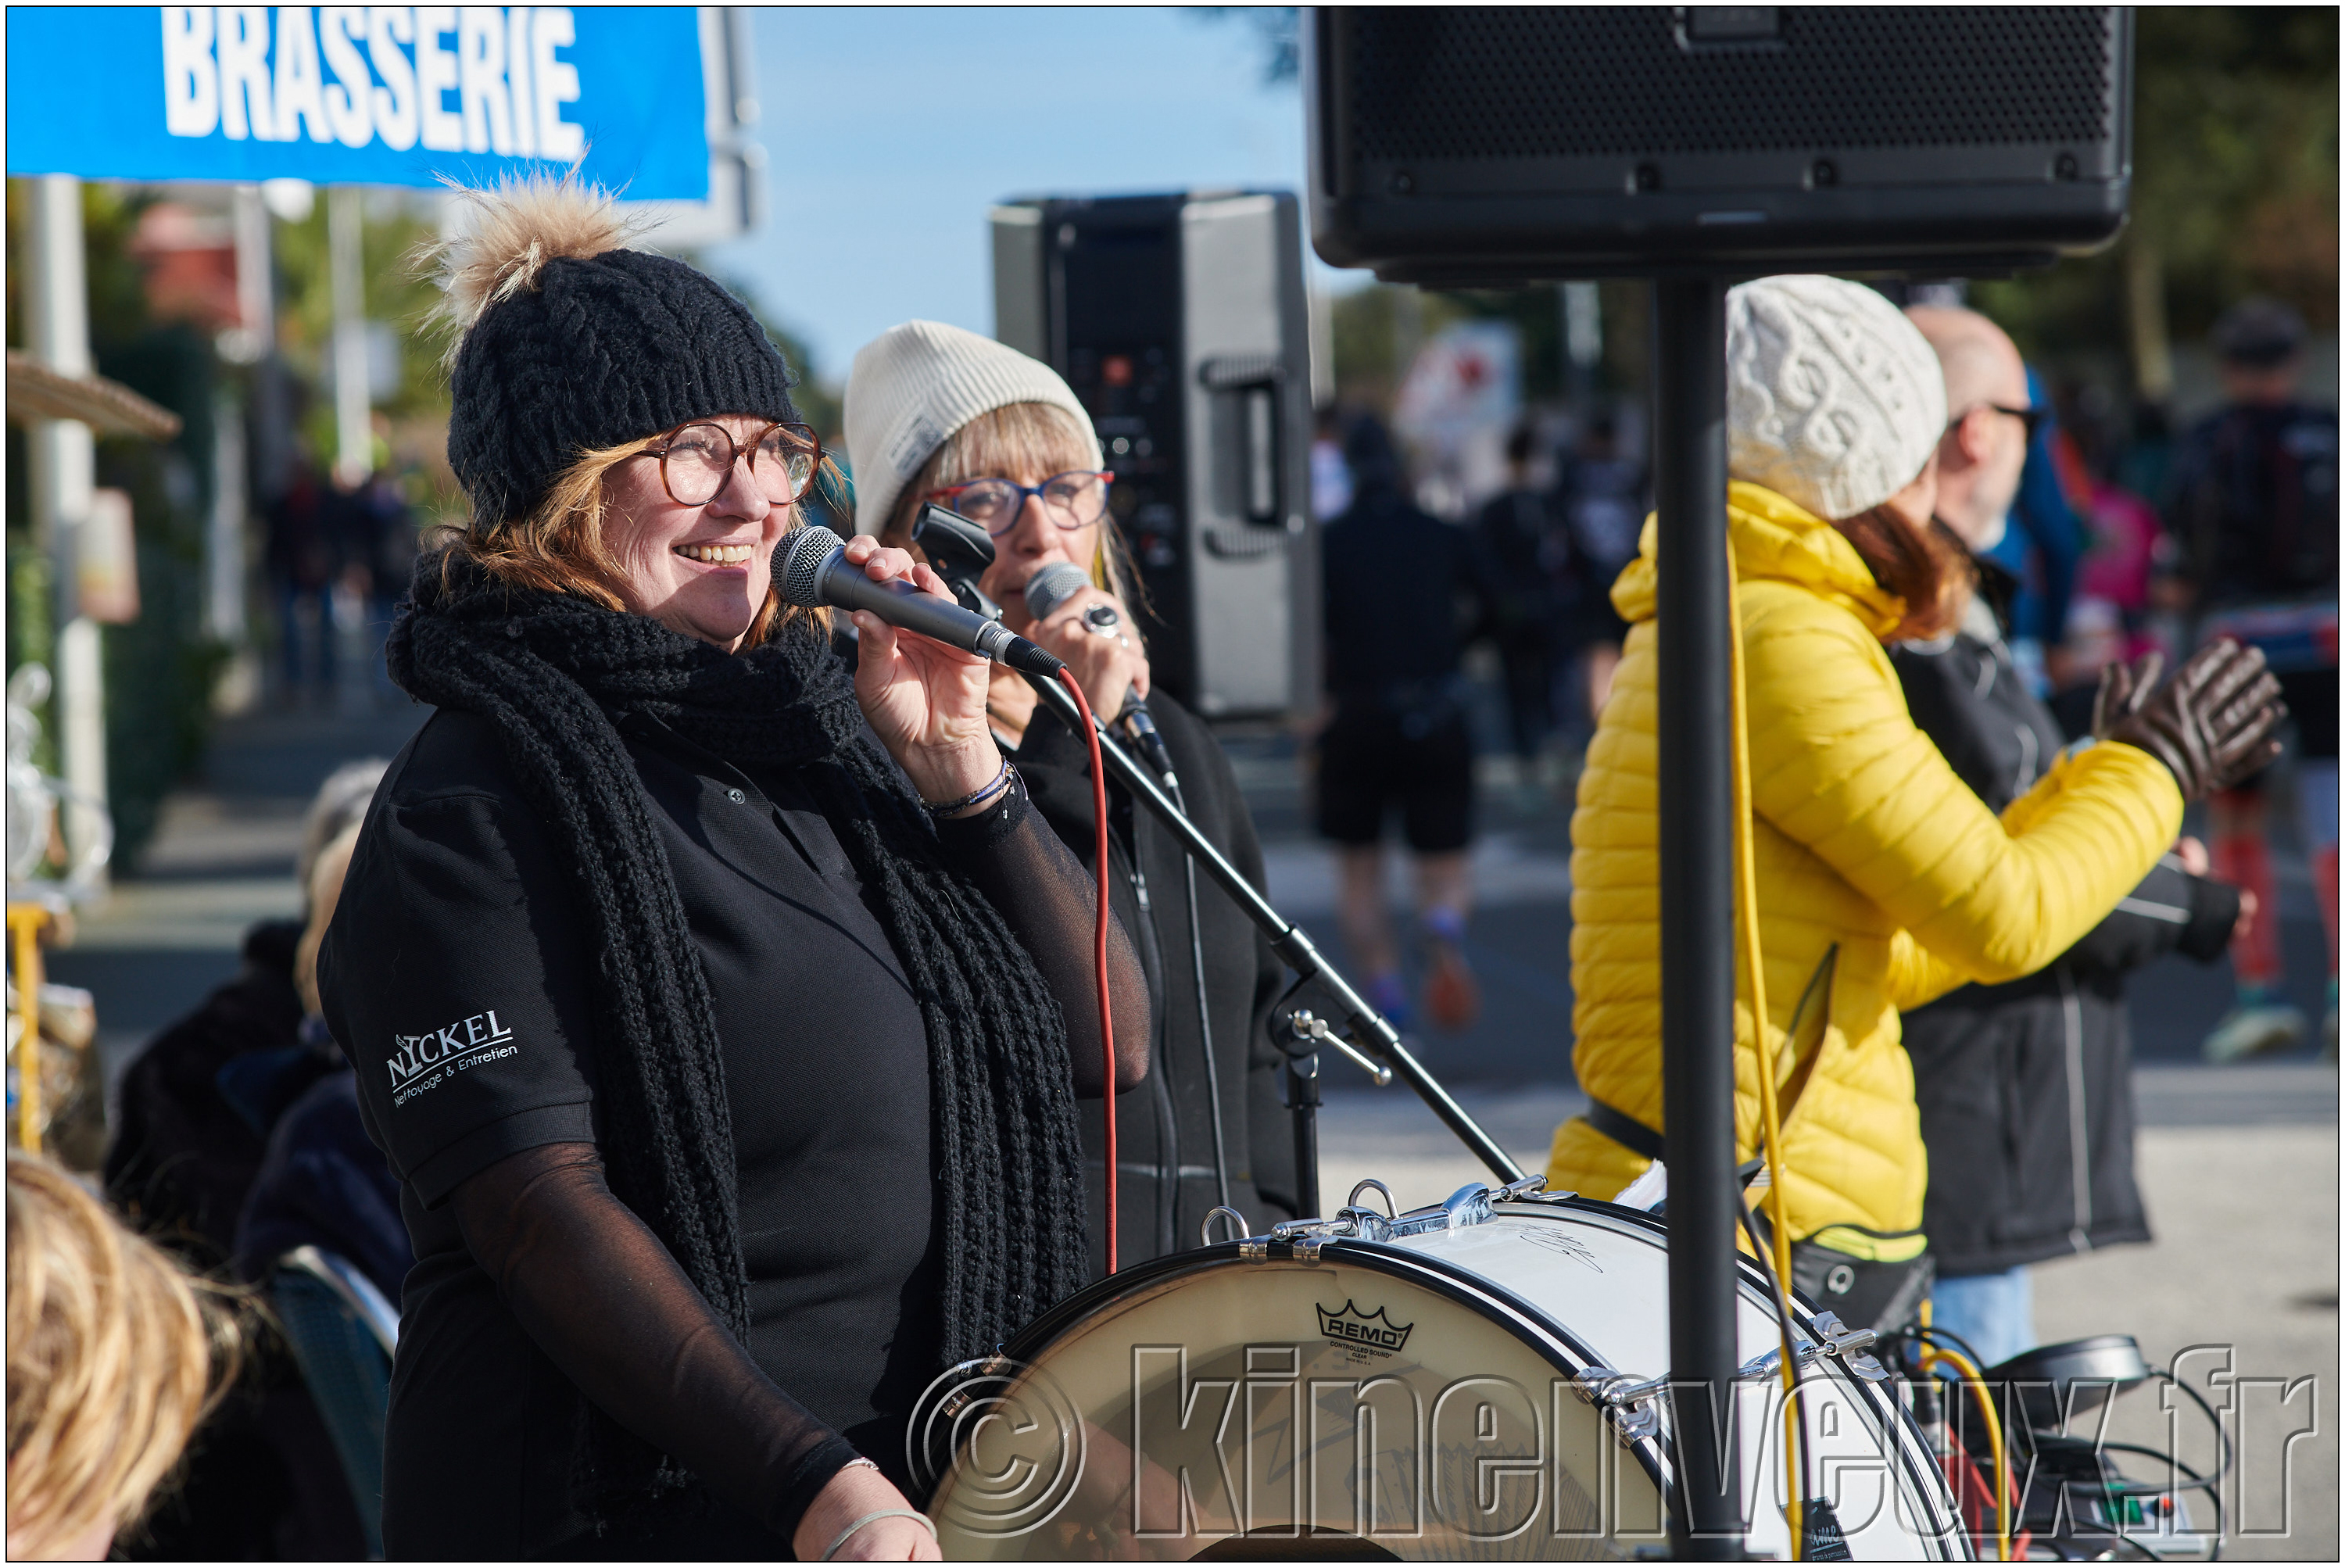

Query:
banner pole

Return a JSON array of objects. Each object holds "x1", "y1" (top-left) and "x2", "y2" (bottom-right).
[
  {"x1": 25, "y1": 174, "x2": 107, "y2": 890},
  {"x1": 329, "y1": 187, "x2": 372, "y2": 486}
]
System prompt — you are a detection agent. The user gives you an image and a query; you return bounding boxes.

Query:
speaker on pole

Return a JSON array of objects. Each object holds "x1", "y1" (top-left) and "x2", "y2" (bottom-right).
[
  {"x1": 1307, "y1": 6, "x2": 2132, "y2": 282},
  {"x1": 1303, "y1": 8, "x2": 2132, "y2": 1556}
]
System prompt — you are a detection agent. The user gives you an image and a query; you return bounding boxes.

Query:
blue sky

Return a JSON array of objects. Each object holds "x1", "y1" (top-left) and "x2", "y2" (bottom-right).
[{"x1": 701, "y1": 7, "x2": 1325, "y2": 388}]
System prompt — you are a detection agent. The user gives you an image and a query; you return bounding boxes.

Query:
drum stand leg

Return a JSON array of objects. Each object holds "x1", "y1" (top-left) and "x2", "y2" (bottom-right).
[{"x1": 1284, "y1": 1050, "x2": 1321, "y2": 1219}]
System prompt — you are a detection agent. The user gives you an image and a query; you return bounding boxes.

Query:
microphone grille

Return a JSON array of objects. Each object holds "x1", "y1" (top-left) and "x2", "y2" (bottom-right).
[
  {"x1": 779, "y1": 525, "x2": 843, "y2": 608},
  {"x1": 1021, "y1": 561, "x2": 1090, "y2": 623}
]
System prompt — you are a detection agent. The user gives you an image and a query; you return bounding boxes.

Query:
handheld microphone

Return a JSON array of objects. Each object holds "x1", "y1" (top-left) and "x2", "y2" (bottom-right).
[
  {"x1": 779, "y1": 526, "x2": 1065, "y2": 677},
  {"x1": 1022, "y1": 562, "x2": 1176, "y2": 779}
]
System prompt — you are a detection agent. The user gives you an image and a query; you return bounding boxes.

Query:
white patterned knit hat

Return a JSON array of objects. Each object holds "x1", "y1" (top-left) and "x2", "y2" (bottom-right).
[
  {"x1": 1724, "y1": 275, "x2": 1948, "y2": 521},
  {"x1": 843, "y1": 320, "x2": 1102, "y2": 537}
]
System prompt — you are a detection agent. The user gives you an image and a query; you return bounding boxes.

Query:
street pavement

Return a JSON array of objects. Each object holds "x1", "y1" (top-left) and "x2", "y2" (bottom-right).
[{"x1": 48, "y1": 690, "x2": 2340, "y2": 1559}]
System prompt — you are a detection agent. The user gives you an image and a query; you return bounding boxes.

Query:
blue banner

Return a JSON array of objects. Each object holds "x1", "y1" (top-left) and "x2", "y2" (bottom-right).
[{"x1": 5, "y1": 7, "x2": 709, "y2": 199}]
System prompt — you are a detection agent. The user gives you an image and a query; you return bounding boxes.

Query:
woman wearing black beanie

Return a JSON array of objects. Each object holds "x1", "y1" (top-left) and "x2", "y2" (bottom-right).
[{"x1": 316, "y1": 178, "x2": 1147, "y2": 1560}]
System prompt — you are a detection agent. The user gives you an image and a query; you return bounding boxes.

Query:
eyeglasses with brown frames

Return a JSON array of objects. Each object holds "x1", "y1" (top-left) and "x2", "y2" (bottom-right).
[{"x1": 640, "y1": 419, "x2": 824, "y2": 508}]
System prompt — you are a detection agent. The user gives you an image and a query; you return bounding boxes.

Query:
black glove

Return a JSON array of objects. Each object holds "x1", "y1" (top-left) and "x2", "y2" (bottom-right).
[
  {"x1": 2089, "y1": 650, "x2": 2162, "y2": 736},
  {"x1": 2097, "y1": 639, "x2": 2286, "y2": 801}
]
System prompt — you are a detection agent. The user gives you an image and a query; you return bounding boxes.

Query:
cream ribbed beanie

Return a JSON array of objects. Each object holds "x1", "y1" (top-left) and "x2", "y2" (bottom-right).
[
  {"x1": 843, "y1": 320, "x2": 1102, "y2": 537},
  {"x1": 1725, "y1": 275, "x2": 1947, "y2": 521}
]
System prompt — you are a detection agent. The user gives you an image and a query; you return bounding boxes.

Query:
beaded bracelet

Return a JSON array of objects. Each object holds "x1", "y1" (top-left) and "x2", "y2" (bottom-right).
[{"x1": 924, "y1": 757, "x2": 1015, "y2": 816}]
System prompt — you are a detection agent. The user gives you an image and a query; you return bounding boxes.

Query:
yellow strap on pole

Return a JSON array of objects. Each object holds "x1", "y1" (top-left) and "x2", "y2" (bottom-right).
[
  {"x1": 9, "y1": 904, "x2": 50, "y2": 1156},
  {"x1": 1722, "y1": 540, "x2": 1805, "y2": 1553}
]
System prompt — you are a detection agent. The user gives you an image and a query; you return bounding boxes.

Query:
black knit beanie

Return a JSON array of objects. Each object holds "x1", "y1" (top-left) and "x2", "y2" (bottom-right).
[{"x1": 447, "y1": 244, "x2": 799, "y2": 531}]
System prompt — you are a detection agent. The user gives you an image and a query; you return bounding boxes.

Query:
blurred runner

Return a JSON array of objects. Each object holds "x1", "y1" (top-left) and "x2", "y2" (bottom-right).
[
  {"x1": 1316, "y1": 411, "x2": 1498, "y2": 1033},
  {"x1": 265, "y1": 457, "x2": 338, "y2": 703},
  {"x1": 1472, "y1": 422, "x2": 1564, "y2": 768},
  {"x1": 2162, "y1": 299, "x2": 2341, "y2": 1058},
  {"x1": 1554, "y1": 407, "x2": 1644, "y2": 732}
]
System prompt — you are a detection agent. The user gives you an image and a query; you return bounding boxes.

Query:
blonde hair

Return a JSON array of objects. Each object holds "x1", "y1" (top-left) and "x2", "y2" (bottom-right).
[
  {"x1": 438, "y1": 439, "x2": 840, "y2": 648},
  {"x1": 879, "y1": 403, "x2": 1140, "y2": 613},
  {"x1": 6, "y1": 1155, "x2": 239, "y2": 1556}
]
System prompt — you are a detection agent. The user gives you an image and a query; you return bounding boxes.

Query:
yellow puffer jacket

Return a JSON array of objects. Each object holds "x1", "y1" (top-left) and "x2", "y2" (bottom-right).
[{"x1": 1548, "y1": 482, "x2": 2183, "y2": 1240}]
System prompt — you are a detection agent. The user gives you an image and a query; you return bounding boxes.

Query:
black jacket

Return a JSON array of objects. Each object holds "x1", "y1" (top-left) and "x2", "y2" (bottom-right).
[
  {"x1": 1321, "y1": 489, "x2": 1500, "y2": 702},
  {"x1": 1893, "y1": 600, "x2": 2237, "y2": 1278},
  {"x1": 1013, "y1": 691, "x2": 1298, "y2": 1266},
  {"x1": 106, "y1": 918, "x2": 320, "y2": 1263}
]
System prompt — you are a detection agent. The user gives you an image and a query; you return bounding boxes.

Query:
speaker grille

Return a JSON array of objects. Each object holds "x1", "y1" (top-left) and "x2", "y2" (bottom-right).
[{"x1": 1345, "y1": 8, "x2": 2114, "y2": 160}]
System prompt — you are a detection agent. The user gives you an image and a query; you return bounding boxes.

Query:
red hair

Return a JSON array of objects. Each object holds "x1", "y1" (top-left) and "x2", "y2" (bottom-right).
[{"x1": 1832, "y1": 507, "x2": 1974, "y2": 642}]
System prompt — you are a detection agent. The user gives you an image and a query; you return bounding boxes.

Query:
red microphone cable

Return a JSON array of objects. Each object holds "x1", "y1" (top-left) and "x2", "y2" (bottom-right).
[{"x1": 1054, "y1": 666, "x2": 1118, "y2": 1273}]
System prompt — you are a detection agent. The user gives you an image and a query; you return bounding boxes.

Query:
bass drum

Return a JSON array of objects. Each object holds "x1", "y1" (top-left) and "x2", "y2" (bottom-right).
[{"x1": 921, "y1": 1183, "x2": 1968, "y2": 1561}]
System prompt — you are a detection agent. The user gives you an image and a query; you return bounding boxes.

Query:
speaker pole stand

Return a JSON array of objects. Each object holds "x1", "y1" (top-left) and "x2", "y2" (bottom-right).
[{"x1": 1652, "y1": 275, "x2": 1745, "y2": 1557}]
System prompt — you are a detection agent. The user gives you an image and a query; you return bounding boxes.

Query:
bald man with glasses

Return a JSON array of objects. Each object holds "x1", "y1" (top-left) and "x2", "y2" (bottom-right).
[{"x1": 1885, "y1": 306, "x2": 2249, "y2": 1366}]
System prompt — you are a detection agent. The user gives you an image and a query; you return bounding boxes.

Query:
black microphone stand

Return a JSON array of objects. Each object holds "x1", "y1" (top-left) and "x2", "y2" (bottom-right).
[{"x1": 1019, "y1": 670, "x2": 1525, "y2": 1217}]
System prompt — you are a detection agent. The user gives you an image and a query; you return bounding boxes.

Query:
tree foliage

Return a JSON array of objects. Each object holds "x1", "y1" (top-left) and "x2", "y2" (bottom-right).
[{"x1": 1974, "y1": 7, "x2": 2338, "y2": 368}]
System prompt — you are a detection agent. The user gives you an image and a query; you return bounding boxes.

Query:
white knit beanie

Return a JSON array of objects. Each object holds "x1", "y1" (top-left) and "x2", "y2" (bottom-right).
[
  {"x1": 1725, "y1": 275, "x2": 1948, "y2": 521},
  {"x1": 843, "y1": 320, "x2": 1102, "y2": 538}
]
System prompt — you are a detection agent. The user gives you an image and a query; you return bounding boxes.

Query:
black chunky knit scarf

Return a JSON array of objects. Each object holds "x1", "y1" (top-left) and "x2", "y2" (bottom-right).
[{"x1": 386, "y1": 552, "x2": 1090, "y2": 1511}]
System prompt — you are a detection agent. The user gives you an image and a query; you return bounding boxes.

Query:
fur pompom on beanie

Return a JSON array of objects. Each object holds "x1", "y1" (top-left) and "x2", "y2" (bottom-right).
[
  {"x1": 1725, "y1": 274, "x2": 1948, "y2": 521},
  {"x1": 431, "y1": 176, "x2": 799, "y2": 531}
]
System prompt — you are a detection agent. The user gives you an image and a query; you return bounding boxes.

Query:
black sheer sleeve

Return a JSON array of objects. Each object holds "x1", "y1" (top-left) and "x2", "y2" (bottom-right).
[
  {"x1": 450, "y1": 1142, "x2": 860, "y2": 1545},
  {"x1": 933, "y1": 771, "x2": 1151, "y2": 1094}
]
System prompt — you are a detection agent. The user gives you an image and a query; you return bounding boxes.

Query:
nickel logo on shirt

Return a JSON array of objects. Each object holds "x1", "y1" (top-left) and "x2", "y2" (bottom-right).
[{"x1": 386, "y1": 1009, "x2": 517, "y2": 1106}]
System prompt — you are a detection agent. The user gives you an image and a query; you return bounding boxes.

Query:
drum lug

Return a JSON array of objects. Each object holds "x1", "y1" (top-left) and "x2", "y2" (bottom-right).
[
  {"x1": 1573, "y1": 1367, "x2": 1668, "y2": 1445},
  {"x1": 1810, "y1": 1309, "x2": 1893, "y2": 1381},
  {"x1": 1496, "y1": 1172, "x2": 1578, "y2": 1204},
  {"x1": 1735, "y1": 1311, "x2": 1892, "y2": 1384},
  {"x1": 1268, "y1": 1209, "x2": 1385, "y2": 1261},
  {"x1": 1387, "y1": 1182, "x2": 1498, "y2": 1238}
]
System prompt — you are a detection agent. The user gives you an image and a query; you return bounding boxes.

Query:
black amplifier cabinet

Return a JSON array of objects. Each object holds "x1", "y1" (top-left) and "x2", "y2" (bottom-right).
[
  {"x1": 1307, "y1": 6, "x2": 2134, "y2": 282},
  {"x1": 992, "y1": 192, "x2": 1319, "y2": 721}
]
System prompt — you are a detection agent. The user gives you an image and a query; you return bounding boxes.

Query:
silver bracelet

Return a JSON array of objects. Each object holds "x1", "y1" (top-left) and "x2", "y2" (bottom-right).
[{"x1": 822, "y1": 1506, "x2": 936, "y2": 1560}]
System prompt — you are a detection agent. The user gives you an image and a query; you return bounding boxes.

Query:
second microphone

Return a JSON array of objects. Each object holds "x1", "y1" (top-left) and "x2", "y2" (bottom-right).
[{"x1": 779, "y1": 524, "x2": 1066, "y2": 677}]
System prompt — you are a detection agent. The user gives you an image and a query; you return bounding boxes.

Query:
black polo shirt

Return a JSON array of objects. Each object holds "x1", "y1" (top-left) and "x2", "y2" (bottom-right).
[{"x1": 317, "y1": 705, "x2": 940, "y2": 1558}]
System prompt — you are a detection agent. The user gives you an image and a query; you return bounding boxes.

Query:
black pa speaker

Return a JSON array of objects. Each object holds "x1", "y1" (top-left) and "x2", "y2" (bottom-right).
[{"x1": 1306, "y1": 6, "x2": 2134, "y2": 281}]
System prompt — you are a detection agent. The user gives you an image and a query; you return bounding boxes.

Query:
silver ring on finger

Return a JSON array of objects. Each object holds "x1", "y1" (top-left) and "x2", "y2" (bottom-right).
[{"x1": 1083, "y1": 603, "x2": 1121, "y2": 632}]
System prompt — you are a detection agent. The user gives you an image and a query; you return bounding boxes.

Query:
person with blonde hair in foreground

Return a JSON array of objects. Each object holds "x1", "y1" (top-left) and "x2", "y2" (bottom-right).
[{"x1": 6, "y1": 1154, "x2": 237, "y2": 1560}]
